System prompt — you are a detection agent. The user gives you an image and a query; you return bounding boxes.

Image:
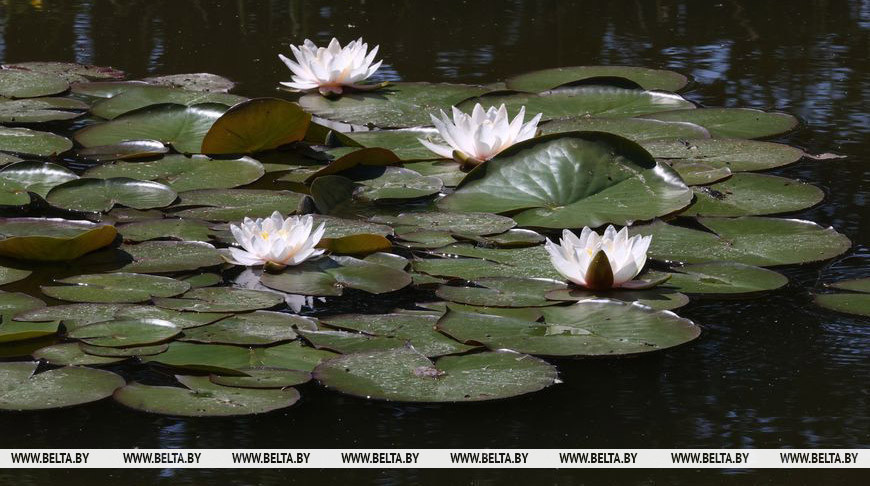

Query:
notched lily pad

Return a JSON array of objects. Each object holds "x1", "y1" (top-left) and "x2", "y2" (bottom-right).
[
  {"x1": 90, "y1": 85, "x2": 245, "y2": 119},
  {"x1": 46, "y1": 177, "x2": 177, "y2": 213},
  {"x1": 664, "y1": 262, "x2": 788, "y2": 294},
  {"x1": 436, "y1": 277, "x2": 566, "y2": 308},
  {"x1": 201, "y1": 98, "x2": 311, "y2": 154},
  {"x1": 142, "y1": 73, "x2": 235, "y2": 92}
]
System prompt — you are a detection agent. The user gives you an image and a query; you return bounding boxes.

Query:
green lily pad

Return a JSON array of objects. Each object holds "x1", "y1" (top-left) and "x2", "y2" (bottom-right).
[
  {"x1": 299, "y1": 82, "x2": 490, "y2": 128},
  {"x1": 505, "y1": 66, "x2": 689, "y2": 92},
  {"x1": 113, "y1": 375, "x2": 299, "y2": 416},
  {"x1": 829, "y1": 278, "x2": 870, "y2": 293},
  {"x1": 173, "y1": 189, "x2": 304, "y2": 221},
  {"x1": 76, "y1": 140, "x2": 170, "y2": 162},
  {"x1": 142, "y1": 73, "x2": 235, "y2": 92},
  {"x1": 338, "y1": 128, "x2": 443, "y2": 161},
  {"x1": 118, "y1": 218, "x2": 213, "y2": 242},
  {"x1": 120, "y1": 241, "x2": 224, "y2": 273},
  {"x1": 84, "y1": 154, "x2": 264, "y2": 192},
  {"x1": 386, "y1": 211, "x2": 516, "y2": 236},
  {"x1": 90, "y1": 85, "x2": 245, "y2": 119},
  {"x1": 437, "y1": 300, "x2": 699, "y2": 357},
  {"x1": 639, "y1": 108, "x2": 799, "y2": 139},
  {"x1": 70, "y1": 80, "x2": 147, "y2": 98},
  {"x1": 458, "y1": 87, "x2": 695, "y2": 121},
  {"x1": 319, "y1": 233, "x2": 392, "y2": 255},
  {"x1": 813, "y1": 293, "x2": 870, "y2": 318},
  {"x1": 664, "y1": 262, "x2": 788, "y2": 294},
  {"x1": 304, "y1": 148, "x2": 401, "y2": 183},
  {"x1": 439, "y1": 132, "x2": 692, "y2": 228},
  {"x1": 46, "y1": 177, "x2": 177, "y2": 213},
  {"x1": 0, "y1": 97, "x2": 88, "y2": 123},
  {"x1": 0, "y1": 127, "x2": 72, "y2": 157},
  {"x1": 544, "y1": 287, "x2": 690, "y2": 311},
  {"x1": 1, "y1": 292, "x2": 48, "y2": 320},
  {"x1": 41, "y1": 273, "x2": 190, "y2": 303},
  {"x1": 0, "y1": 153, "x2": 23, "y2": 165},
  {"x1": 313, "y1": 215, "x2": 393, "y2": 238},
  {"x1": 0, "y1": 319, "x2": 58, "y2": 343},
  {"x1": 632, "y1": 217, "x2": 851, "y2": 266},
  {"x1": 403, "y1": 160, "x2": 466, "y2": 187},
  {"x1": 68, "y1": 318, "x2": 180, "y2": 347},
  {"x1": 299, "y1": 329, "x2": 407, "y2": 355},
  {"x1": 154, "y1": 287, "x2": 284, "y2": 312},
  {"x1": 414, "y1": 245, "x2": 562, "y2": 281},
  {"x1": 142, "y1": 341, "x2": 336, "y2": 374},
  {"x1": 540, "y1": 117, "x2": 709, "y2": 141},
  {"x1": 3, "y1": 62, "x2": 125, "y2": 82},
  {"x1": 180, "y1": 311, "x2": 309, "y2": 345},
  {"x1": 259, "y1": 263, "x2": 342, "y2": 297},
  {"x1": 665, "y1": 161, "x2": 733, "y2": 186},
  {"x1": 436, "y1": 277, "x2": 566, "y2": 308},
  {"x1": 641, "y1": 138, "x2": 806, "y2": 172},
  {"x1": 683, "y1": 173, "x2": 824, "y2": 217},
  {"x1": 32, "y1": 343, "x2": 125, "y2": 366},
  {"x1": 0, "y1": 218, "x2": 117, "y2": 261},
  {"x1": 314, "y1": 347, "x2": 557, "y2": 402},
  {"x1": 201, "y1": 98, "x2": 310, "y2": 154},
  {"x1": 80, "y1": 342, "x2": 169, "y2": 357},
  {"x1": 396, "y1": 230, "x2": 456, "y2": 249},
  {"x1": 0, "y1": 362, "x2": 125, "y2": 410},
  {"x1": 364, "y1": 252, "x2": 409, "y2": 270},
  {"x1": 179, "y1": 273, "x2": 222, "y2": 288},
  {"x1": 0, "y1": 70, "x2": 69, "y2": 98},
  {"x1": 355, "y1": 167, "x2": 443, "y2": 202},
  {"x1": 209, "y1": 368, "x2": 311, "y2": 389},
  {"x1": 16, "y1": 303, "x2": 226, "y2": 330},
  {"x1": 319, "y1": 313, "x2": 477, "y2": 357},
  {"x1": 0, "y1": 266, "x2": 31, "y2": 285},
  {"x1": 74, "y1": 103, "x2": 227, "y2": 154},
  {"x1": 0, "y1": 179, "x2": 28, "y2": 206},
  {"x1": 0, "y1": 161, "x2": 78, "y2": 198},
  {"x1": 259, "y1": 257, "x2": 412, "y2": 296}
]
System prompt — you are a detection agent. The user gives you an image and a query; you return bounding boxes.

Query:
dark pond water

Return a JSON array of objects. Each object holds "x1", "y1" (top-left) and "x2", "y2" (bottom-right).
[{"x1": 0, "y1": 0, "x2": 868, "y2": 484}]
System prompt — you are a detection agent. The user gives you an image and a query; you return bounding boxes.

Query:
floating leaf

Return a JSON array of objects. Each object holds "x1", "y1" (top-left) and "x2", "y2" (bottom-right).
[
  {"x1": 540, "y1": 117, "x2": 709, "y2": 141},
  {"x1": 829, "y1": 278, "x2": 870, "y2": 293},
  {"x1": 0, "y1": 179, "x2": 28, "y2": 206},
  {"x1": 0, "y1": 127, "x2": 72, "y2": 157},
  {"x1": 90, "y1": 85, "x2": 245, "y2": 119},
  {"x1": 682, "y1": 173, "x2": 824, "y2": 217},
  {"x1": 319, "y1": 313, "x2": 477, "y2": 357},
  {"x1": 79, "y1": 342, "x2": 169, "y2": 358},
  {"x1": 68, "y1": 318, "x2": 180, "y2": 347},
  {"x1": 201, "y1": 98, "x2": 311, "y2": 154},
  {"x1": 385, "y1": 211, "x2": 516, "y2": 236},
  {"x1": 142, "y1": 73, "x2": 235, "y2": 92},
  {"x1": 0, "y1": 70, "x2": 69, "y2": 98},
  {"x1": 314, "y1": 347, "x2": 557, "y2": 402},
  {"x1": 259, "y1": 257, "x2": 412, "y2": 296},
  {"x1": 3, "y1": 62, "x2": 125, "y2": 81},
  {"x1": 76, "y1": 140, "x2": 170, "y2": 162},
  {"x1": 813, "y1": 294, "x2": 870, "y2": 318},
  {"x1": 32, "y1": 343, "x2": 125, "y2": 366},
  {"x1": 71, "y1": 80, "x2": 147, "y2": 97},
  {"x1": 633, "y1": 217, "x2": 851, "y2": 266},
  {"x1": 180, "y1": 311, "x2": 308, "y2": 345},
  {"x1": 338, "y1": 128, "x2": 443, "y2": 161},
  {"x1": 0, "y1": 161, "x2": 79, "y2": 197},
  {"x1": 505, "y1": 66, "x2": 689, "y2": 92},
  {"x1": 41, "y1": 273, "x2": 190, "y2": 303},
  {"x1": 209, "y1": 368, "x2": 311, "y2": 389},
  {"x1": 544, "y1": 287, "x2": 690, "y2": 311},
  {"x1": 142, "y1": 341, "x2": 336, "y2": 374},
  {"x1": 46, "y1": 177, "x2": 177, "y2": 212},
  {"x1": 439, "y1": 132, "x2": 691, "y2": 228},
  {"x1": 0, "y1": 266, "x2": 30, "y2": 285},
  {"x1": 120, "y1": 241, "x2": 223, "y2": 273},
  {"x1": 16, "y1": 303, "x2": 226, "y2": 330},
  {"x1": 173, "y1": 189, "x2": 303, "y2": 222},
  {"x1": 85, "y1": 154, "x2": 264, "y2": 192},
  {"x1": 154, "y1": 287, "x2": 284, "y2": 312},
  {"x1": 0, "y1": 97, "x2": 88, "y2": 123},
  {"x1": 437, "y1": 300, "x2": 699, "y2": 357},
  {"x1": 0, "y1": 319, "x2": 59, "y2": 343},
  {"x1": 304, "y1": 147, "x2": 401, "y2": 182},
  {"x1": 319, "y1": 233, "x2": 392, "y2": 255},
  {"x1": 0, "y1": 362, "x2": 124, "y2": 410},
  {"x1": 640, "y1": 108, "x2": 798, "y2": 139},
  {"x1": 355, "y1": 167, "x2": 443, "y2": 201},
  {"x1": 0, "y1": 292, "x2": 44, "y2": 319},
  {"x1": 0, "y1": 218, "x2": 117, "y2": 261},
  {"x1": 118, "y1": 218, "x2": 213, "y2": 242},
  {"x1": 403, "y1": 160, "x2": 465, "y2": 187},
  {"x1": 413, "y1": 245, "x2": 562, "y2": 281},
  {"x1": 436, "y1": 277, "x2": 566, "y2": 308},
  {"x1": 665, "y1": 161, "x2": 732, "y2": 186},
  {"x1": 114, "y1": 375, "x2": 299, "y2": 416},
  {"x1": 299, "y1": 82, "x2": 490, "y2": 128},
  {"x1": 664, "y1": 262, "x2": 788, "y2": 294},
  {"x1": 641, "y1": 138, "x2": 806, "y2": 172}
]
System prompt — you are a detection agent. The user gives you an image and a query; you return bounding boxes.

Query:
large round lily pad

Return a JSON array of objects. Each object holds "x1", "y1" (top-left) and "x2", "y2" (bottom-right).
[
  {"x1": 436, "y1": 277, "x2": 566, "y2": 308},
  {"x1": 172, "y1": 189, "x2": 304, "y2": 221},
  {"x1": 457, "y1": 87, "x2": 695, "y2": 121},
  {"x1": 260, "y1": 257, "x2": 412, "y2": 296},
  {"x1": 41, "y1": 273, "x2": 190, "y2": 303},
  {"x1": 0, "y1": 97, "x2": 88, "y2": 123},
  {"x1": 314, "y1": 347, "x2": 557, "y2": 402},
  {"x1": 0, "y1": 127, "x2": 72, "y2": 157},
  {"x1": 505, "y1": 66, "x2": 689, "y2": 92},
  {"x1": 298, "y1": 82, "x2": 490, "y2": 128},
  {"x1": 46, "y1": 177, "x2": 177, "y2": 212},
  {"x1": 68, "y1": 318, "x2": 180, "y2": 347},
  {"x1": 0, "y1": 161, "x2": 79, "y2": 198},
  {"x1": 3, "y1": 62, "x2": 125, "y2": 82},
  {"x1": 142, "y1": 73, "x2": 235, "y2": 92},
  {"x1": 0, "y1": 362, "x2": 124, "y2": 410},
  {"x1": 663, "y1": 262, "x2": 788, "y2": 294},
  {"x1": 632, "y1": 217, "x2": 851, "y2": 266},
  {"x1": 154, "y1": 287, "x2": 284, "y2": 312},
  {"x1": 540, "y1": 117, "x2": 709, "y2": 141},
  {"x1": 74, "y1": 103, "x2": 226, "y2": 154},
  {"x1": 76, "y1": 140, "x2": 170, "y2": 162},
  {"x1": 386, "y1": 211, "x2": 516, "y2": 236},
  {"x1": 640, "y1": 138, "x2": 806, "y2": 172},
  {"x1": 84, "y1": 154, "x2": 264, "y2": 192},
  {"x1": 180, "y1": 311, "x2": 308, "y2": 345},
  {"x1": 439, "y1": 132, "x2": 692, "y2": 228},
  {"x1": 120, "y1": 241, "x2": 224, "y2": 273},
  {"x1": 338, "y1": 128, "x2": 443, "y2": 161},
  {"x1": 0, "y1": 218, "x2": 117, "y2": 261},
  {"x1": 201, "y1": 98, "x2": 311, "y2": 154},
  {"x1": 209, "y1": 368, "x2": 311, "y2": 389},
  {"x1": 438, "y1": 300, "x2": 700, "y2": 357},
  {"x1": 0, "y1": 70, "x2": 69, "y2": 98},
  {"x1": 319, "y1": 313, "x2": 477, "y2": 357},
  {"x1": 683, "y1": 173, "x2": 824, "y2": 217},
  {"x1": 413, "y1": 244, "x2": 562, "y2": 281},
  {"x1": 114, "y1": 375, "x2": 299, "y2": 416},
  {"x1": 142, "y1": 341, "x2": 336, "y2": 374},
  {"x1": 639, "y1": 108, "x2": 799, "y2": 139},
  {"x1": 90, "y1": 85, "x2": 245, "y2": 119},
  {"x1": 355, "y1": 167, "x2": 443, "y2": 202}
]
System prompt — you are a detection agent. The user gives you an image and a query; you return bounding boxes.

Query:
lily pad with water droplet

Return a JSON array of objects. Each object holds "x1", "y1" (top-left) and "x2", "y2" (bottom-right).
[
  {"x1": 76, "y1": 140, "x2": 170, "y2": 162},
  {"x1": 436, "y1": 277, "x2": 566, "y2": 308},
  {"x1": 172, "y1": 189, "x2": 304, "y2": 222},
  {"x1": 505, "y1": 66, "x2": 689, "y2": 92},
  {"x1": 68, "y1": 318, "x2": 180, "y2": 347},
  {"x1": 0, "y1": 319, "x2": 59, "y2": 343},
  {"x1": 118, "y1": 218, "x2": 213, "y2": 242},
  {"x1": 0, "y1": 127, "x2": 72, "y2": 157},
  {"x1": 113, "y1": 375, "x2": 299, "y2": 416},
  {"x1": 180, "y1": 311, "x2": 308, "y2": 345},
  {"x1": 90, "y1": 85, "x2": 245, "y2": 119},
  {"x1": 632, "y1": 217, "x2": 851, "y2": 266},
  {"x1": 46, "y1": 177, "x2": 177, "y2": 213},
  {"x1": 439, "y1": 300, "x2": 699, "y2": 357},
  {"x1": 41, "y1": 272, "x2": 190, "y2": 303},
  {"x1": 298, "y1": 82, "x2": 490, "y2": 128},
  {"x1": 663, "y1": 262, "x2": 788, "y2": 294},
  {"x1": 0, "y1": 70, "x2": 69, "y2": 98},
  {"x1": 682, "y1": 173, "x2": 824, "y2": 217},
  {"x1": 439, "y1": 132, "x2": 692, "y2": 228},
  {"x1": 544, "y1": 287, "x2": 690, "y2": 311},
  {"x1": 120, "y1": 240, "x2": 224, "y2": 273},
  {"x1": 84, "y1": 154, "x2": 264, "y2": 192},
  {"x1": 142, "y1": 73, "x2": 235, "y2": 92},
  {"x1": 202, "y1": 98, "x2": 311, "y2": 154},
  {"x1": 0, "y1": 361, "x2": 125, "y2": 410},
  {"x1": 639, "y1": 108, "x2": 799, "y2": 139},
  {"x1": 0, "y1": 266, "x2": 30, "y2": 286},
  {"x1": 314, "y1": 347, "x2": 557, "y2": 402},
  {"x1": 155, "y1": 287, "x2": 283, "y2": 313},
  {"x1": 209, "y1": 367, "x2": 311, "y2": 389},
  {"x1": 0, "y1": 97, "x2": 88, "y2": 123},
  {"x1": 458, "y1": 87, "x2": 695, "y2": 122},
  {"x1": 641, "y1": 138, "x2": 806, "y2": 172},
  {"x1": 74, "y1": 103, "x2": 226, "y2": 154},
  {"x1": 32, "y1": 343, "x2": 125, "y2": 366},
  {"x1": 298, "y1": 329, "x2": 406, "y2": 355},
  {"x1": 540, "y1": 117, "x2": 709, "y2": 141},
  {"x1": 319, "y1": 313, "x2": 477, "y2": 357},
  {"x1": 0, "y1": 218, "x2": 117, "y2": 261}
]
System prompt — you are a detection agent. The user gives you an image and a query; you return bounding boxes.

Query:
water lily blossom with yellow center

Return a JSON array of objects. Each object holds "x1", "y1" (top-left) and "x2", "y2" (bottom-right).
[
  {"x1": 226, "y1": 212, "x2": 326, "y2": 270},
  {"x1": 278, "y1": 37, "x2": 382, "y2": 95},
  {"x1": 545, "y1": 225, "x2": 654, "y2": 290},
  {"x1": 419, "y1": 103, "x2": 542, "y2": 166}
]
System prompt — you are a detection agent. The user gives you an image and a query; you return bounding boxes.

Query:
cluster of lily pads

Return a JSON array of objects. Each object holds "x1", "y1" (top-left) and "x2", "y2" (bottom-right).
[{"x1": 0, "y1": 38, "x2": 857, "y2": 416}]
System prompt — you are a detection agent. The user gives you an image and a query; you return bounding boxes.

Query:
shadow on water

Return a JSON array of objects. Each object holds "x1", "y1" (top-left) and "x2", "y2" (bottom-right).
[{"x1": 0, "y1": 1, "x2": 868, "y2": 484}]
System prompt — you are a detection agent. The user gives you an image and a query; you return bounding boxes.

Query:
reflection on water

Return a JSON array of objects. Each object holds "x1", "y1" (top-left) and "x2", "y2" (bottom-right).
[{"x1": 0, "y1": 0, "x2": 868, "y2": 484}]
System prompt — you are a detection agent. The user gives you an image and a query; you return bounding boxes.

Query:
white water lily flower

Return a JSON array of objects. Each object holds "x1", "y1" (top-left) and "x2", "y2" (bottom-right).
[
  {"x1": 278, "y1": 37, "x2": 382, "y2": 95},
  {"x1": 226, "y1": 212, "x2": 326, "y2": 269},
  {"x1": 545, "y1": 225, "x2": 653, "y2": 290},
  {"x1": 419, "y1": 103, "x2": 542, "y2": 163}
]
